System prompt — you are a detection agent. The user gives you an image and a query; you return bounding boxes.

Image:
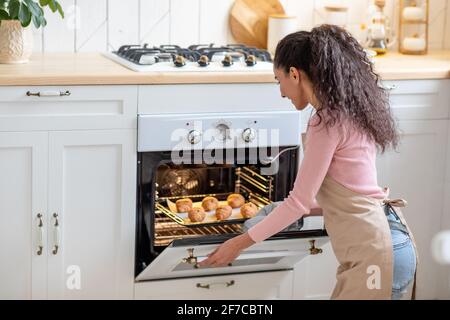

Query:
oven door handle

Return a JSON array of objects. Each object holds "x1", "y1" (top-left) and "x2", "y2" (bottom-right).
[
  {"x1": 196, "y1": 249, "x2": 306, "y2": 264},
  {"x1": 196, "y1": 280, "x2": 235, "y2": 289}
]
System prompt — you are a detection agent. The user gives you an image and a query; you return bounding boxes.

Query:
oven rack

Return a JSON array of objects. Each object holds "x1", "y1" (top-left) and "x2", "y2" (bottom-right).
[{"x1": 154, "y1": 216, "x2": 243, "y2": 246}]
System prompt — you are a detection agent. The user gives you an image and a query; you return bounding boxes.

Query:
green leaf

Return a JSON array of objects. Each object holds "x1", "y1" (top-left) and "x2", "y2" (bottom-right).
[
  {"x1": 40, "y1": 15, "x2": 46, "y2": 27},
  {"x1": 55, "y1": 1, "x2": 63, "y2": 18},
  {"x1": 19, "y1": 3, "x2": 31, "y2": 28},
  {"x1": 31, "y1": 11, "x2": 41, "y2": 28},
  {"x1": 0, "y1": 9, "x2": 9, "y2": 20},
  {"x1": 48, "y1": 0, "x2": 56, "y2": 12},
  {"x1": 8, "y1": 0, "x2": 20, "y2": 19},
  {"x1": 39, "y1": 0, "x2": 50, "y2": 6},
  {"x1": 18, "y1": 2, "x2": 32, "y2": 27},
  {"x1": 24, "y1": 0, "x2": 41, "y2": 18},
  {"x1": 0, "y1": 0, "x2": 7, "y2": 10}
]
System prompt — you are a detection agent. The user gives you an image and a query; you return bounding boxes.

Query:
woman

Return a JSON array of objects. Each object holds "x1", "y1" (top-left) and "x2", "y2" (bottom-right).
[{"x1": 198, "y1": 25, "x2": 417, "y2": 300}]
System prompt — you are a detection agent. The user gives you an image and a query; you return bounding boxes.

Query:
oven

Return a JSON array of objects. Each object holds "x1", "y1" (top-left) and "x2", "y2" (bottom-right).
[{"x1": 135, "y1": 110, "x2": 327, "y2": 282}]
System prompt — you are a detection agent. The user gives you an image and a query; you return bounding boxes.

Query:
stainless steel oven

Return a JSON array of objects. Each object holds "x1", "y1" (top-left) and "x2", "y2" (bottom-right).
[{"x1": 135, "y1": 110, "x2": 327, "y2": 282}]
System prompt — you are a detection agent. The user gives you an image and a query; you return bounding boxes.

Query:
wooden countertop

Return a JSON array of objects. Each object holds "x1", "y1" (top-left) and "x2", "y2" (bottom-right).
[
  {"x1": 373, "y1": 51, "x2": 450, "y2": 80},
  {"x1": 0, "y1": 51, "x2": 449, "y2": 86}
]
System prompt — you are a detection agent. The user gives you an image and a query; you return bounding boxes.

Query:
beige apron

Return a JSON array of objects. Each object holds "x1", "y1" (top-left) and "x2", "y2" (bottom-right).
[
  {"x1": 316, "y1": 177, "x2": 418, "y2": 300},
  {"x1": 316, "y1": 175, "x2": 393, "y2": 299},
  {"x1": 301, "y1": 134, "x2": 418, "y2": 300}
]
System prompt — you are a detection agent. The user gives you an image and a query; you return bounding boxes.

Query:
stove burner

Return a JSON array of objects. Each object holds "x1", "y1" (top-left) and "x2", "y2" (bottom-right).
[{"x1": 111, "y1": 43, "x2": 272, "y2": 68}]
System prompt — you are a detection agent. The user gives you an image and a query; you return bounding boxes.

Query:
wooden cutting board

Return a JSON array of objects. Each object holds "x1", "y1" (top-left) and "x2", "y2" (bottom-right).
[{"x1": 229, "y1": 0, "x2": 285, "y2": 49}]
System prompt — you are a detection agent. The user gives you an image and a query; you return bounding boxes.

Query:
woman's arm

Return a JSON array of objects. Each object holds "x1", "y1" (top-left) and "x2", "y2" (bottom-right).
[
  {"x1": 247, "y1": 119, "x2": 341, "y2": 242},
  {"x1": 199, "y1": 116, "x2": 341, "y2": 267}
]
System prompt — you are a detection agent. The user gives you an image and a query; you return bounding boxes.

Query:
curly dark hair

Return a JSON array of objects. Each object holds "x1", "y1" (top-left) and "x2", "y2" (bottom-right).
[{"x1": 274, "y1": 24, "x2": 398, "y2": 153}]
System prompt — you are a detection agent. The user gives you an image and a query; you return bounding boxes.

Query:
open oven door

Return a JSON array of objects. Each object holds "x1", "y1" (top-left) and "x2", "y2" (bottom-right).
[{"x1": 136, "y1": 236, "x2": 329, "y2": 281}]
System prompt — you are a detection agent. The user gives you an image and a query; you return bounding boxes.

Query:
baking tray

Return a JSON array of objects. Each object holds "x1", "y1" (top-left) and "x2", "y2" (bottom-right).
[{"x1": 156, "y1": 197, "x2": 265, "y2": 228}]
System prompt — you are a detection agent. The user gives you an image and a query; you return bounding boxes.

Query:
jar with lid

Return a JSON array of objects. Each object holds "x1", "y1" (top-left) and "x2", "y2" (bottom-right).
[{"x1": 399, "y1": 0, "x2": 428, "y2": 55}]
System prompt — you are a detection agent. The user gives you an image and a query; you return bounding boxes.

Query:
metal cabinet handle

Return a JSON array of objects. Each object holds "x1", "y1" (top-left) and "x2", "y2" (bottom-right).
[
  {"x1": 383, "y1": 84, "x2": 398, "y2": 91},
  {"x1": 309, "y1": 240, "x2": 323, "y2": 255},
  {"x1": 52, "y1": 213, "x2": 60, "y2": 255},
  {"x1": 36, "y1": 213, "x2": 44, "y2": 256},
  {"x1": 26, "y1": 90, "x2": 71, "y2": 97},
  {"x1": 196, "y1": 280, "x2": 235, "y2": 289}
]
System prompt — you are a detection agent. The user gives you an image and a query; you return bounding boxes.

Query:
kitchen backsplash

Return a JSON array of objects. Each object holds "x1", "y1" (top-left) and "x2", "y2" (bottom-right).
[{"x1": 33, "y1": 0, "x2": 450, "y2": 52}]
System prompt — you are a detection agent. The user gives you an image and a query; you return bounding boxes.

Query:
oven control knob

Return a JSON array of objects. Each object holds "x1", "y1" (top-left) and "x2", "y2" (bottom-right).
[
  {"x1": 222, "y1": 54, "x2": 234, "y2": 67},
  {"x1": 187, "y1": 130, "x2": 202, "y2": 144},
  {"x1": 215, "y1": 123, "x2": 231, "y2": 142},
  {"x1": 242, "y1": 128, "x2": 256, "y2": 143}
]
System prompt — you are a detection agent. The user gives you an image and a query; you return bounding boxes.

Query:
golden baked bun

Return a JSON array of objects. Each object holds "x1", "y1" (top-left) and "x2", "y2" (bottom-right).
[
  {"x1": 176, "y1": 198, "x2": 193, "y2": 213},
  {"x1": 240, "y1": 202, "x2": 258, "y2": 218},
  {"x1": 201, "y1": 196, "x2": 219, "y2": 211},
  {"x1": 188, "y1": 207, "x2": 206, "y2": 222},
  {"x1": 227, "y1": 194, "x2": 245, "y2": 208},
  {"x1": 215, "y1": 205, "x2": 232, "y2": 221}
]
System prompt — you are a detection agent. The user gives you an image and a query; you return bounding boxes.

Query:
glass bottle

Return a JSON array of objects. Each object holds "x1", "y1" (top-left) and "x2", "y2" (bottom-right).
[{"x1": 367, "y1": 0, "x2": 388, "y2": 55}]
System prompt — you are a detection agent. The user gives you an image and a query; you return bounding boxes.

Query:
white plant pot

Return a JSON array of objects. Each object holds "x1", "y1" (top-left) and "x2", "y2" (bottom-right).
[{"x1": 0, "y1": 20, "x2": 33, "y2": 64}]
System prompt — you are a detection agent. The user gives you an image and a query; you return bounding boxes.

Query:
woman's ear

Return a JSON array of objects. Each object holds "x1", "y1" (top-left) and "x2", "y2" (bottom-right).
[{"x1": 289, "y1": 67, "x2": 300, "y2": 83}]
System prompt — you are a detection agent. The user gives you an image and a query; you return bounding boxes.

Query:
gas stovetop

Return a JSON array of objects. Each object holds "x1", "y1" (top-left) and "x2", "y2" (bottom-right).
[{"x1": 103, "y1": 44, "x2": 274, "y2": 72}]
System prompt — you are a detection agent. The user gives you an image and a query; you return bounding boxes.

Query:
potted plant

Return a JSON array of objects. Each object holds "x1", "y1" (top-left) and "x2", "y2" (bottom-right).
[{"x1": 0, "y1": 0, "x2": 64, "y2": 63}]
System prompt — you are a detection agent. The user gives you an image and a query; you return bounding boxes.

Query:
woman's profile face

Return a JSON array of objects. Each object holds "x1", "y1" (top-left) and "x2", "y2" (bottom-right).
[{"x1": 273, "y1": 67, "x2": 310, "y2": 111}]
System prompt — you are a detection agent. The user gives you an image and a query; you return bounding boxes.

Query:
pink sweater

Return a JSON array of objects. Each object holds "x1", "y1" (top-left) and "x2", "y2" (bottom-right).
[{"x1": 247, "y1": 113, "x2": 386, "y2": 243}]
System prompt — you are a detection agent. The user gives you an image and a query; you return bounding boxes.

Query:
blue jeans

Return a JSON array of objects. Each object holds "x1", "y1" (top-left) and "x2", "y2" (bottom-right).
[{"x1": 385, "y1": 205, "x2": 417, "y2": 300}]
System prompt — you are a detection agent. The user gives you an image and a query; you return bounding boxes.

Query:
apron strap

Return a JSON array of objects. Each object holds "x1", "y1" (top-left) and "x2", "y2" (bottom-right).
[
  {"x1": 411, "y1": 270, "x2": 417, "y2": 300},
  {"x1": 383, "y1": 198, "x2": 408, "y2": 208}
]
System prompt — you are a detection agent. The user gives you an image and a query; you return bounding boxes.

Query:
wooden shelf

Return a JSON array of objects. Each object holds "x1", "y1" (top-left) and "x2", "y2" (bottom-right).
[{"x1": 401, "y1": 20, "x2": 427, "y2": 24}]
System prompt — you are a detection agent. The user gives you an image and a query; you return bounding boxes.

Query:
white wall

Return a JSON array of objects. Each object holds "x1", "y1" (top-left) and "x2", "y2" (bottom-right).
[{"x1": 32, "y1": 0, "x2": 450, "y2": 52}]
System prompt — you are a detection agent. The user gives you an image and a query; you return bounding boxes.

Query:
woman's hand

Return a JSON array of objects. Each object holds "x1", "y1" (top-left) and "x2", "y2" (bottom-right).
[{"x1": 198, "y1": 232, "x2": 255, "y2": 268}]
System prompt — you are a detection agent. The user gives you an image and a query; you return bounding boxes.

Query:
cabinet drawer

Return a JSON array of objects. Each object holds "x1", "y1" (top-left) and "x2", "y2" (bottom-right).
[
  {"x1": 383, "y1": 79, "x2": 450, "y2": 120},
  {"x1": 134, "y1": 270, "x2": 293, "y2": 300},
  {"x1": 0, "y1": 86, "x2": 137, "y2": 131}
]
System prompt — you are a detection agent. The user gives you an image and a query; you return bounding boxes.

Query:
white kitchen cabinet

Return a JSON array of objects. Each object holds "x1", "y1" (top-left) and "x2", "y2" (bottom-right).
[
  {"x1": 47, "y1": 130, "x2": 136, "y2": 299},
  {"x1": 293, "y1": 242, "x2": 338, "y2": 300},
  {"x1": 0, "y1": 85, "x2": 138, "y2": 299},
  {"x1": 0, "y1": 129, "x2": 136, "y2": 300},
  {"x1": 439, "y1": 119, "x2": 450, "y2": 299},
  {"x1": 0, "y1": 86, "x2": 138, "y2": 132},
  {"x1": 377, "y1": 120, "x2": 449, "y2": 299},
  {"x1": 0, "y1": 132, "x2": 48, "y2": 299},
  {"x1": 384, "y1": 79, "x2": 450, "y2": 120},
  {"x1": 135, "y1": 270, "x2": 294, "y2": 300}
]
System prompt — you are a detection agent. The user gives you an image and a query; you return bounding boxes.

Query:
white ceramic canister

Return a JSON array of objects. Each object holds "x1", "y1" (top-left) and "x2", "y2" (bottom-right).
[
  {"x1": 267, "y1": 14, "x2": 298, "y2": 55},
  {"x1": 402, "y1": 35, "x2": 426, "y2": 52},
  {"x1": 324, "y1": 5, "x2": 349, "y2": 28},
  {"x1": 402, "y1": 6, "x2": 425, "y2": 21}
]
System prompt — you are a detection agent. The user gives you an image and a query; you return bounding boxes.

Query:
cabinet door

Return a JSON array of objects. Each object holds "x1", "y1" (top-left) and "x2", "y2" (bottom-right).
[
  {"x1": 440, "y1": 118, "x2": 450, "y2": 299},
  {"x1": 293, "y1": 241, "x2": 338, "y2": 300},
  {"x1": 0, "y1": 132, "x2": 48, "y2": 299},
  {"x1": 377, "y1": 120, "x2": 449, "y2": 299},
  {"x1": 47, "y1": 130, "x2": 136, "y2": 299},
  {"x1": 135, "y1": 271, "x2": 294, "y2": 300}
]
